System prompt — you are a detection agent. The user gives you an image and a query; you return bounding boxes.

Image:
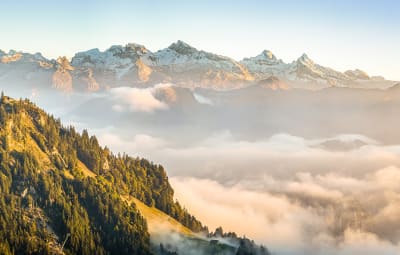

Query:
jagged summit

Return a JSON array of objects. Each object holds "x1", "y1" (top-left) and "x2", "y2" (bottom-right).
[
  {"x1": 170, "y1": 40, "x2": 193, "y2": 48},
  {"x1": 70, "y1": 44, "x2": 153, "y2": 87},
  {"x1": 252, "y1": 49, "x2": 282, "y2": 64},
  {"x1": 72, "y1": 43, "x2": 151, "y2": 64},
  {"x1": 296, "y1": 53, "x2": 314, "y2": 66},
  {"x1": 344, "y1": 69, "x2": 370, "y2": 80},
  {"x1": 102, "y1": 43, "x2": 151, "y2": 58},
  {"x1": 167, "y1": 40, "x2": 198, "y2": 55},
  {"x1": 290, "y1": 53, "x2": 351, "y2": 86},
  {"x1": 242, "y1": 49, "x2": 279, "y2": 62},
  {"x1": 125, "y1": 43, "x2": 150, "y2": 55},
  {"x1": 262, "y1": 50, "x2": 275, "y2": 59},
  {"x1": 240, "y1": 50, "x2": 286, "y2": 79},
  {"x1": 0, "y1": 50, "x2": 48, "y2": 64}
]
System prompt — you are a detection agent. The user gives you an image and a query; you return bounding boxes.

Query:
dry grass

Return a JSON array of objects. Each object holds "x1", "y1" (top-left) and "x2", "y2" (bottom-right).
[
  {"x1": 122, "y1": 196, "x2": 196, "y2": 238},
  {"x1": 76, "y1": 160, "x2": 96, "y2": 178}
]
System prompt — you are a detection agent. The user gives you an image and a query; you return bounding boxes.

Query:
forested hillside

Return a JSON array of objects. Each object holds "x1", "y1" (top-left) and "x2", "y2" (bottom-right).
[
  {"x1": 0, "y1": 93, "x2": 269, "y2": 255},
  {"x1": 0, "y1": 93, "x2": 205, "y2": 254}
]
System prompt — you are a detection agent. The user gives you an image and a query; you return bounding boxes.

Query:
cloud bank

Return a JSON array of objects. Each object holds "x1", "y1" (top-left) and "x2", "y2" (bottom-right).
[
  {"x1": 170, "y1": 167, "x2": 400, "y2": 255},
  {"x1": 93, "y1": 130, "x2": 400, "y2": 255}
]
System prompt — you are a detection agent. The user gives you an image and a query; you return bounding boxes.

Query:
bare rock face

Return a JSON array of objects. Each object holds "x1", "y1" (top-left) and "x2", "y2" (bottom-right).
[
  {"x1": 1, "y1": 52, "x2": 22, "y2": 63},
  {"x1": 256, "y1": 76, "x2": 289, "y2": 90},
  {"x1": 344, "y1": 69, "x2": 370, "y2": 80},
  {"x1": 56, "y1": 56, "x2": 74, "y2": 71},
  {"x1": 150, "y1": 40, "x2": 255, "y2": 89},
  {"x1": 153, "y1": 85, "x2": 178, "y2": 103},
  {"x1": 136, "y1": 59, "x2": 152, "y2": 82},
  {"x1": 52, "y1": 69, "x2": 72, "y2": 92},
  {"x1": 52, "y1": 57, "x2": 74, "y2": 92},
  {"x1": 83, "y1": 68, "x2": 100, "y2": 92}
]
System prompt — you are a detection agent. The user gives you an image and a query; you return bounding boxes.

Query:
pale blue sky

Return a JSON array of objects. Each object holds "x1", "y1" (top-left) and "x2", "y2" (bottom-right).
[{"x1": 1, "y1": 0, "x2": 399, "y2": 80}]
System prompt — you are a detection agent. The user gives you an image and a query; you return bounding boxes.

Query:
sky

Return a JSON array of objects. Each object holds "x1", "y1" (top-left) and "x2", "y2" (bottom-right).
[{"x1": 1, "y1": 0, "x2": 399, "y2": 80}]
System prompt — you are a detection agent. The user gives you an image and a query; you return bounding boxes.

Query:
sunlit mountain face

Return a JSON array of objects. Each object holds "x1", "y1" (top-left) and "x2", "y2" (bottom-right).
[
  {"x1": 1, "y1": 1, "x2": 400, "y2": 255},
  {"x1": 0, "y1": 42, "x2": 396, "y2": 94}
]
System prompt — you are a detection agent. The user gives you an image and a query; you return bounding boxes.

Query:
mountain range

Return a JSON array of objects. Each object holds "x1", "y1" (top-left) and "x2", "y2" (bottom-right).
[{"x1": 0, "y1": 41, "x2": 397, "y2": 92}]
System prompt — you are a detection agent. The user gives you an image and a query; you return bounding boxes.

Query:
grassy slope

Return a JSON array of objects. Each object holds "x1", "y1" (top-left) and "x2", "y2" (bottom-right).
[{"x1": 123, "y1": 196, "x2": 196, "y2": 237}]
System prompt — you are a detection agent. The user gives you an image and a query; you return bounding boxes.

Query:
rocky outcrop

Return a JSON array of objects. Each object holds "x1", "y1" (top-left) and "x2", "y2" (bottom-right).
[{"x1": 52, "y1": 57, "x2": 74, "y2": 92}]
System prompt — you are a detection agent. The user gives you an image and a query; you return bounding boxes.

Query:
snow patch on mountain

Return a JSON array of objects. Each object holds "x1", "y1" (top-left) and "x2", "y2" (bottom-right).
[
  {"x1": 241, "y1": 50, "x2": 288, "y2": 78},
  {"x1": 150, "y1": 41, "x2": 253, "y2": 83},
  {"x1": 193, "y1": 93, "x2": 213, "y2": 105}
]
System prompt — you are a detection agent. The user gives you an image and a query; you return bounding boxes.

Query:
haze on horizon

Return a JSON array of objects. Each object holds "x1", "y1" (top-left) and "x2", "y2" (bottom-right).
[{"x1": 1, "y1": 0, "x2": 400, "y2": 80}]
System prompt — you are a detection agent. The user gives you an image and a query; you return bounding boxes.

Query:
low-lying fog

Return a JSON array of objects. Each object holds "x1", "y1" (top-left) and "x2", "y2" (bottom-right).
[
  {"x1": 3, "y1": 83, "x2": 400, "y2": 255},
  {"x1": 98, "y1": 129, "x2": 400, "y2": 255}
]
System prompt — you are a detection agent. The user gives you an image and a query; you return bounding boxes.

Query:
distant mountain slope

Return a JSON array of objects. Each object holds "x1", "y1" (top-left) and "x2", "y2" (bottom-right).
[
  {"x1": 148, "y1": 40, "x2": 254, "y2": 89},
  {"x1": 241, "y1": 52, "x2": 393, "y2": 89},
  {"x1": 0, "y1": 41, "x2": 396, "y2": 92}
]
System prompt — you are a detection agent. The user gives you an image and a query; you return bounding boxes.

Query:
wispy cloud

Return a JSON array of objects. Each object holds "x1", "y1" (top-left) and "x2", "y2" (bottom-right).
[{"x1": 110, "y1": 85, "x2": 170, "y2": 113}]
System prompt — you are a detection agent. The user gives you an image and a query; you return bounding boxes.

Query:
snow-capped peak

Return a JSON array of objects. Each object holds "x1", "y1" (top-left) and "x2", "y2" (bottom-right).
[
  {"x1": 240, "y1": 50, "x2": 287, "y2": 78},
  {"x1": 242, "y1": 50, "x2": 282, "y2": 64},
  {"x1": 125, "y1": 43, "x2": 150, "y2": 55},
  {"x1": 0, "y1": 50, "x2": 48, "y2": 64},
  {"x1": 105, "y1": 44, "x2": 151, "y2": 58},
  {"x1": 261, "y1": 50, "x2": 277, "y2": 60},
  {"x1": 167, "y1": 40, "x2": 198, "y2": 55},
  {"x1": 296, "y1": 53, "x2": 314, "y2": 67},
  {"x1": 71, "y1": 43, "x2": 150, "y2": 70},
  {"x1": 154, "y1": 40, "x2": 239, "y2": 65}
]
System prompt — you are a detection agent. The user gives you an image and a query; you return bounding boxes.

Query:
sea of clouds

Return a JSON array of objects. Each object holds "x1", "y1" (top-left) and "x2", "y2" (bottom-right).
[{"x1": 96, "y1": 129, "x2": 400, "y2": 255}]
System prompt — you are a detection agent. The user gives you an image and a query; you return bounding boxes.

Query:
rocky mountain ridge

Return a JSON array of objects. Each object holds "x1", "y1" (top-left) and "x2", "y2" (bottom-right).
[{"x1": 0, "y1": 41, "x2": 396, "y2": 92}]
